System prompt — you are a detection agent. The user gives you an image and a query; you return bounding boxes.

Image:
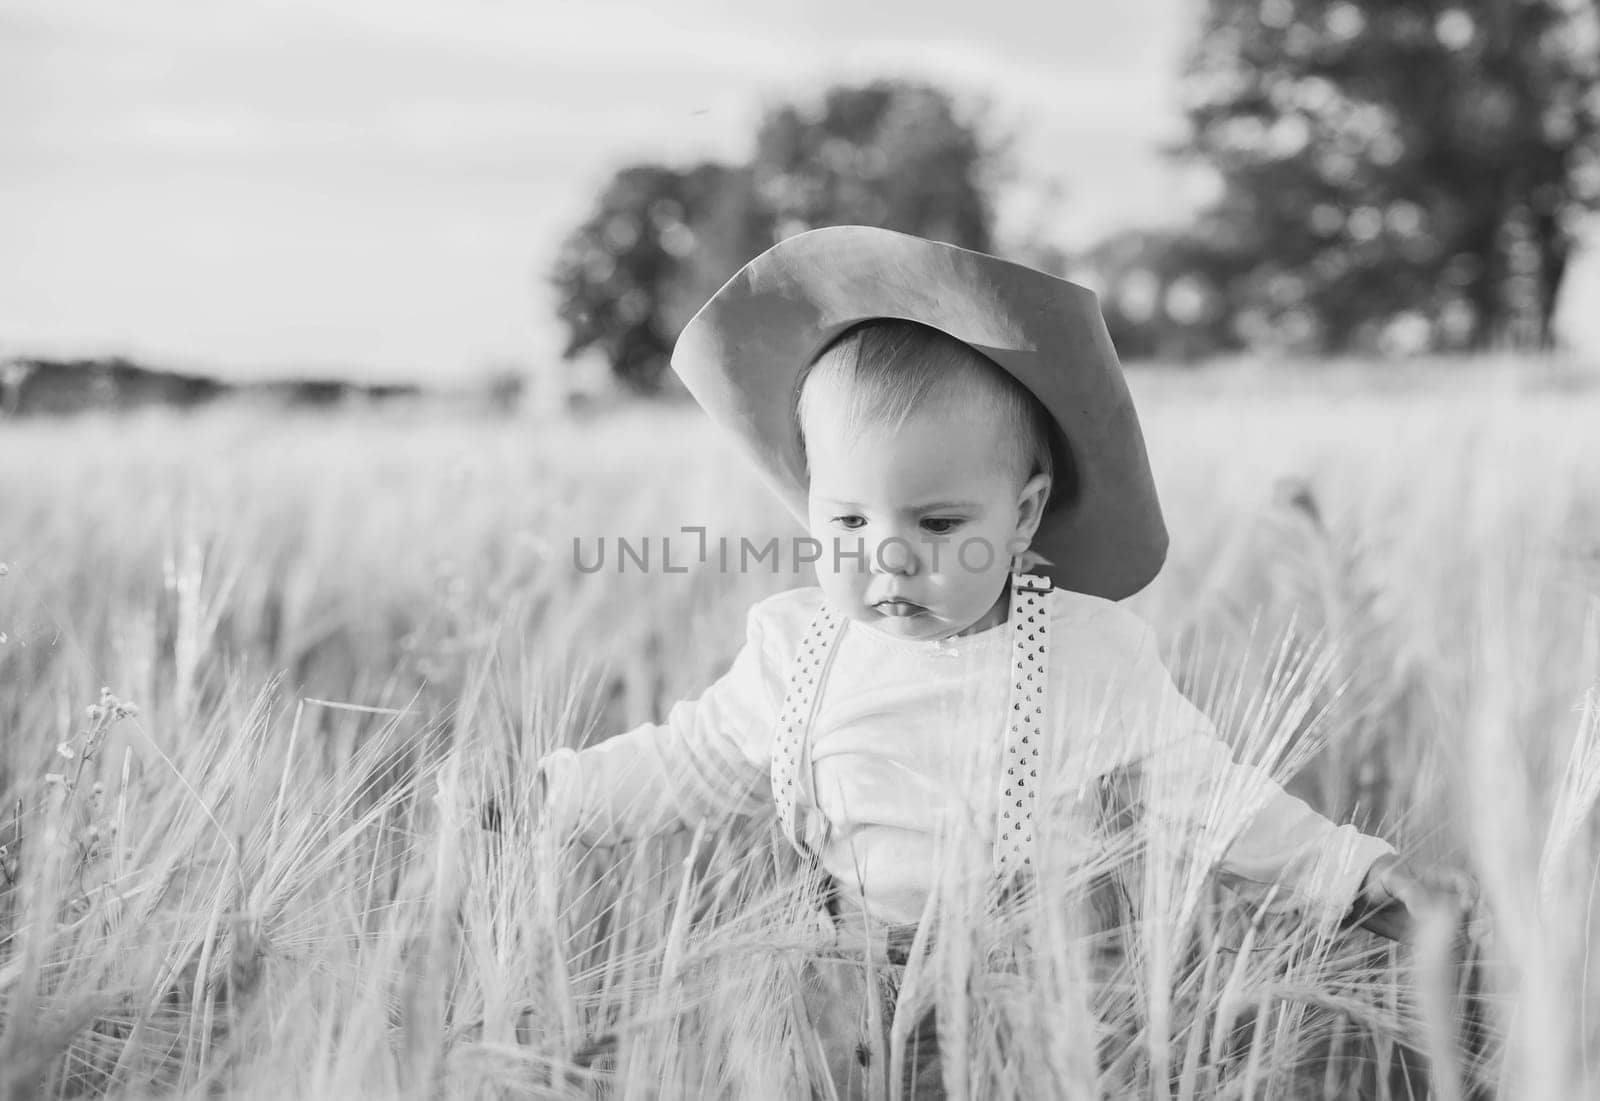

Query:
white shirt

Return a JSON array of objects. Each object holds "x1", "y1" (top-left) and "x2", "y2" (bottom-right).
[{"x1": 537, "y1": 585, "x2": 1393, "y2": 925}]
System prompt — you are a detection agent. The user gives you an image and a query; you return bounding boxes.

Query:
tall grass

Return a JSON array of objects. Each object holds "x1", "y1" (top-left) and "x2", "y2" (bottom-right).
[{"x1": 1, "y1": 368, "x2": 1597, "y2": 1098}]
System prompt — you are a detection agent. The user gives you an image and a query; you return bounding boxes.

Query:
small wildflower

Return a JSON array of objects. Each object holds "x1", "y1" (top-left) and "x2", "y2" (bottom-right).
[
  {"x1": 86, "y1": 824, "x2": 101, "y2": 842},
  {"x1": 0, "y1": 633, "x2": 8, "y2": 645},
  {"x1": 86, "y1": 705, "x2": 104, "y2": 722},
  {"x1": 43, "y1": 773, "x2": 64, "y2": 785},
  {"x1": 57, "y1": 742, "x2": 77, "y2": 760},
  {"x1": 0, "y1": 562, "x2": 8, "y2": 576},
  {"x1": 91, "y1": 781, "x2": 105, "y2": 797},
  {"x1": 116, "y1": 702, "x2": 140, "y2": 719}
]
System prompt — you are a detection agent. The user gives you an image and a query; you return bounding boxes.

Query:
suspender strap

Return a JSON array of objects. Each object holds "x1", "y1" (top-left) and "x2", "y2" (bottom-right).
[
  {"x1": 771, "y1": 574, "x2": 1054, "y2": 877},
  {"x1": 995, "y1": 572, "x2": 1052, "y2": 879},
  {"x1": 771, "y1": 602, "x2": 848, "y2": 854}
]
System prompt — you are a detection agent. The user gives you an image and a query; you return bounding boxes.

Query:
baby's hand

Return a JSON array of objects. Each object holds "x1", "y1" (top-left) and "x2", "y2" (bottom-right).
[{"x1": 1354, "y1": 853, "x2": 1481, "y2": 943}]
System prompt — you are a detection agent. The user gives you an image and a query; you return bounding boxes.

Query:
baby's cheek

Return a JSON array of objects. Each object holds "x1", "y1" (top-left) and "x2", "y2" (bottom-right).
[{"x1": 814, "y1": 568, "x2": 864, "y2": 611}]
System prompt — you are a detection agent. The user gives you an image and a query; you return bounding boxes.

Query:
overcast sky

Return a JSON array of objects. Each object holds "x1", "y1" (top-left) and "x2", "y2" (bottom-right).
[{"x1": 2, "y1": 0, "x2": 1217, "y2": 380}]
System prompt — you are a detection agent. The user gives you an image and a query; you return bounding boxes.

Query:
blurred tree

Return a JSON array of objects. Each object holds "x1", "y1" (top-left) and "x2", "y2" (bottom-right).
[
  {"x1": 1080, "y1": 228, "x2": 1246, "y2": 360},
  {"x1": 1176, "y1": 0, "x2": 1600, "y2": 352},
  {"x1": 550, "y1": 162, "x2": 772, "y2": 394},
  {"x1": 751, "y1": 80, "x2": 1002, "y2": 250},
  {"x1": 550, "y1": 80, "x2": 1003, "y2": 391}
]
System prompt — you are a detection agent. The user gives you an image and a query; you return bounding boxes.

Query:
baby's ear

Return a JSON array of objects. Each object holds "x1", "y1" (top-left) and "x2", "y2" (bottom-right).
[{"x1": 1017, "y1": 472, "x2": 1053, "y2": 531}]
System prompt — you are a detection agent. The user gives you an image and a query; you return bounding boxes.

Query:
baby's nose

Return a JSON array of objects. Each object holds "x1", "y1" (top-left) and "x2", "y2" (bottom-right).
[{"x1": 869, "y1": 535, "x2": 917, "y2": 576}]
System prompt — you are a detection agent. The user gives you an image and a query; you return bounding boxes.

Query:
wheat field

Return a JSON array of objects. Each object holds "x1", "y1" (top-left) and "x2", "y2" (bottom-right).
[{"x1": 1, "y1": 363, "x2": 1598, "y2": 1099}]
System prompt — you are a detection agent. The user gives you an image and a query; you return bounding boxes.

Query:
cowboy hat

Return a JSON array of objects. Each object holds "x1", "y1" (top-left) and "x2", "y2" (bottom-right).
[{"x1": 669, "y1": 225, "x2": 1167, "y2": 599}]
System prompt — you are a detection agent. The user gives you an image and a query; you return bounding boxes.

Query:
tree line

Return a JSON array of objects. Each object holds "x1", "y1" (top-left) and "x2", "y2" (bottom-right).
[
  {"x1": 0, "y1": 358, "x2": 423, "y2": 417},
  {"x1": 552, "y1": 0, "x2": 1599, "y2": 390}
]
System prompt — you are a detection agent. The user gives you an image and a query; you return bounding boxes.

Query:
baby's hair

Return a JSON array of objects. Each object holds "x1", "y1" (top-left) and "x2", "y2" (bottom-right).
[{"x1": 794, "y1": 319, "x2": 1073, "y2": 505}]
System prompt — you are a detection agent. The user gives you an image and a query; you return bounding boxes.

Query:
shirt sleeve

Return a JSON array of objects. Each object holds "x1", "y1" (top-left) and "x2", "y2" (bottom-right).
[
  {"x1": 1101, "y1": 620, "x2": 1394, "y2": 924},
  {"x1": 535, "y1": 598, "x2": 787, "y2": 847}
]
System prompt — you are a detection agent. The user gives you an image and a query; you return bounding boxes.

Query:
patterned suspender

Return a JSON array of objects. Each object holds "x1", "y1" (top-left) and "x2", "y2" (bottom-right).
[
  {"x1": 769, "y1": 572, "x2": 1054, "y2": 881},
  {"x1": 995, "y1": 572, "x2": 1051, "y2": 877},
  {"x1": 770, "y1": 602, "x2": 849, "y2": 854}
]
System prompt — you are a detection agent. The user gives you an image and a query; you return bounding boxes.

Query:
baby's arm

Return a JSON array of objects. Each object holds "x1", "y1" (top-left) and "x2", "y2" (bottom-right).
[
  {"x1": 1104, "y1": 622, "x2": 1395, "y2": 925},
  {"x1": 536, "y1": 600, "x2": 785, "y2": 847}
]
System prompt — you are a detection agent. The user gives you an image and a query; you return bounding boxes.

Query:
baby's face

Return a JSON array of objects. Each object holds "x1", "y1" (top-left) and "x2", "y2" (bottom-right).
[{"x1": 802, "y1": 392, "x2": 1049, "y2": 642}]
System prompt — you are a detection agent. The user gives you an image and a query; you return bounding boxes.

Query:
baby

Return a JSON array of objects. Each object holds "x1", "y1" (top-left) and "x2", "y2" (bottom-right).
[{"x1": 534, "y1": 226, "x2": 1470, "y2": 1089}]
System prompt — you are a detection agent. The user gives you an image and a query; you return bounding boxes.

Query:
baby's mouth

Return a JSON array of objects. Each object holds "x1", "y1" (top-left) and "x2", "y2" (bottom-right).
[{"x1": 873, "y1": 598, "x2": 927, "y2": 618}]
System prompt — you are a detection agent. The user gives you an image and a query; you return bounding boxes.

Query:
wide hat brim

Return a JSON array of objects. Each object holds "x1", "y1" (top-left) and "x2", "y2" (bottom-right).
[{"x1": 669, "y1": 225, "x2": 1167, "y2": 600}]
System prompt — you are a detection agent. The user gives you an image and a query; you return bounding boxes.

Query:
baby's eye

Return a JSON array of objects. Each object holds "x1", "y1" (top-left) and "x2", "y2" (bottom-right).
[
  {"x1": 921, "y1": 517, "x2": 963, "y2": 535},
  {"x1": 832, "y1": 515, "x2": 866, "y2": 530}
]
